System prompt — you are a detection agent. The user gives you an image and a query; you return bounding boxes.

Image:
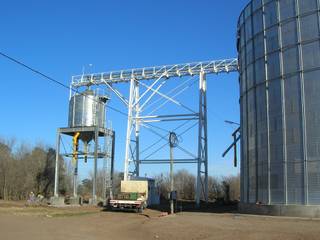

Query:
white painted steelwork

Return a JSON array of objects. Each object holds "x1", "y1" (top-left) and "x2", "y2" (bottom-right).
[
  {"x1": 70, "y1": 58, "x2": 238, "y2": 207},
  {"x1": 71, "y1": 59, "x2": 238, "y2": 86}
]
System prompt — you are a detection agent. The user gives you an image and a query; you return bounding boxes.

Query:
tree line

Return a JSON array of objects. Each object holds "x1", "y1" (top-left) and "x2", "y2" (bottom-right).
[
  {"x1": 106, "y1": 170, "x2": 239, "y2": 203},
  {"x1": 152, "y1": 170, "x2": 239, "y2": 202},
  {"x1": 0, "y1": 139, "x2": 240, "y2": 202},
  {"x1": 0, "y1": 139, "x2": 72, "y2": 200}
]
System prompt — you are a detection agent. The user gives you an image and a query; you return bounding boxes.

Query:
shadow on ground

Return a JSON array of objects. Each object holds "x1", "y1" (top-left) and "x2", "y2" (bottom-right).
[{"x1": 148, "y1": 200, "x2": 239, "y2": 214}]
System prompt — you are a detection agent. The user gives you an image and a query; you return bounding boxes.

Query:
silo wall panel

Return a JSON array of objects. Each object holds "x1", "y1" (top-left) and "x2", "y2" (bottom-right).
[{"x1": 238, "y1": 0, "x2": 320, "y2": 206}]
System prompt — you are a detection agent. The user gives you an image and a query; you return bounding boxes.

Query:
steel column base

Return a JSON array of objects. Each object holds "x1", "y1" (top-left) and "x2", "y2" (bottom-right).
[
  {"x1": 50, "y1": 196, "x2": 65, "y2": 206},
  {"x1": 239, "y1": 202, "x2": 320, "y2": 218}
]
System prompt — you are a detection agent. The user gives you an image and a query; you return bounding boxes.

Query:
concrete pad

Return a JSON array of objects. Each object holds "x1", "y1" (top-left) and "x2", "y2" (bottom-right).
[
  {"x1": 69, "y1": 196, "x2": 82, "y2": 205},
  {"x1": 50, "y1": 197, "x2": 65, "y2": 206},
  {"x1": 239, "y1": 203, "x2": 320, "y2": 218}
]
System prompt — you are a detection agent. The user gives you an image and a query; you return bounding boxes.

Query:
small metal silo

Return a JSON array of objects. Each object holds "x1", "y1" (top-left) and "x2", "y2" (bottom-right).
[
  {"x1": 53, "y1": 88, "x2": 114, "y2": 205},
  {"x1": 68, "y1": 90, "x2": 108, "y2": 128}
]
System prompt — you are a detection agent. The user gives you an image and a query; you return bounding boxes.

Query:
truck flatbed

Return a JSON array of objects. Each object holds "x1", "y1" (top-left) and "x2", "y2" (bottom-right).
[{"x1": 109, "y1": 199, "x2": 145, "y2": 213}]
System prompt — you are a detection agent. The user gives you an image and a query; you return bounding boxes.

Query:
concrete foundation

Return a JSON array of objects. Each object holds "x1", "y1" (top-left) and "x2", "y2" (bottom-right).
[
  {"x1": 50, "y1": 197, "x2": 65, "y2": 206},
  {"x1": 239, "y1": 203, "x2": 320, "y2": 218},
  {"x1": 88, "y1": 197, "x2": 106, "y2": 206},
  {"x1": 89, "y1": 198, "x2": 97, "y2": 205},
  {"x1": 69, "y1": 196, "x2": 82, "y2": 205}
]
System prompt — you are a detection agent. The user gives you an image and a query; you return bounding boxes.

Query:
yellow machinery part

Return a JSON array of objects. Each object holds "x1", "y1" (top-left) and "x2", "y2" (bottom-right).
[{"x1": 72, "y1": 132, "x2": 80, "y2": 166}]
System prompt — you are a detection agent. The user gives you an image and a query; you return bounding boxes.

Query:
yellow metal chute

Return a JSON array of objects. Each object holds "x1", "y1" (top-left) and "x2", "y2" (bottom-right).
[{"x1": 72, "y1": 132, "x2": 80, "y2": 166}]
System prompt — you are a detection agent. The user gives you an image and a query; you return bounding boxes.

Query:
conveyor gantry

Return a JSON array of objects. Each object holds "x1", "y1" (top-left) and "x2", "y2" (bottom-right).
[{"x1": 71, "y1": 58, "x2": 238, "y2": 87}]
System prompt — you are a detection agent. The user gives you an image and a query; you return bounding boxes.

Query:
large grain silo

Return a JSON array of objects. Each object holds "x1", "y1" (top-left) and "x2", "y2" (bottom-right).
[{"x1": 238, "y1": 0, "x2": 320, "y2": 216}]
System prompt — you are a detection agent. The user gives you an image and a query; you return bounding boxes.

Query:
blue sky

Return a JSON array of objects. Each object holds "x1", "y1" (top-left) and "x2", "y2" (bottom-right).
[{"x1": 0, "y1": 0, "x2": 248, "y2": 179}]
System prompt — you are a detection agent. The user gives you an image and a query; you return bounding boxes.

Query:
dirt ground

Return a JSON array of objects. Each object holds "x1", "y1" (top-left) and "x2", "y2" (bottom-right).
[{"x1": 0, "y1": 201, "x2": 319, "y2": 240}]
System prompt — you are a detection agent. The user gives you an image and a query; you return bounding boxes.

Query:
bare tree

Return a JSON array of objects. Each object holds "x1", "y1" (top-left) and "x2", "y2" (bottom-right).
[
  {"x1": 222, "y1": 174, "x2": 240, "y2": 202},
  {"x1": 208, "y1": 176, "x2": 223, "y2": 201},
  {"x1": 0, "y1": 139, "x2": 71, "y2": 201},
  {"x1": 0, "y1": 136, "x2": 241, "y2": 204},
  {"x1": 154, "y1": 173, "x2": 170, "y2": 200},
  {"x1": 112, "y1": 171, "x2": 124, "y2": 196},
  {"x1": 154, "y1": 170, "x2": 240, "y2": 203},
  {"x1": 174, "y1": 170, "x2": 195, "y2": 200},
  {"x1": 154, "y1": 169, "x2": 195, "y2": 200}
]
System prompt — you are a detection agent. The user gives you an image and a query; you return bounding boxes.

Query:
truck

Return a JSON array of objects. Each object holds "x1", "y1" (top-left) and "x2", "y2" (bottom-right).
[{"x1": 109, "y1": 178, "x2": 159, "y2": 213}]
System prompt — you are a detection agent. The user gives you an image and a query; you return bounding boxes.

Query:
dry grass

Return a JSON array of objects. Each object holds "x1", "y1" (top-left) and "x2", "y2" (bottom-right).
[
  {"x1": 0, "y1": 200, "x2": 100, "y2": 217},
  {"x1": 0, "y1": 200, "x2": 319, "y2": 240}
]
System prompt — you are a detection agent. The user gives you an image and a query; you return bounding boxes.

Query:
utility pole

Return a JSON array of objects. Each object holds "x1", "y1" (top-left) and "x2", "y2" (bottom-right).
[{"x1": 169, "y1": 132, "x2": 178, "y2": 214}]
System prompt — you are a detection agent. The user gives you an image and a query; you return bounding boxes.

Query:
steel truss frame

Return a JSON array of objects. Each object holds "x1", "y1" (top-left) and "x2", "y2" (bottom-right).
[
  {"x1": 71, "y1": 59, "x2": 238, "y2": 86},
  {"x1": 71, "y1": 59, "x2": 238, "y2": 207}
]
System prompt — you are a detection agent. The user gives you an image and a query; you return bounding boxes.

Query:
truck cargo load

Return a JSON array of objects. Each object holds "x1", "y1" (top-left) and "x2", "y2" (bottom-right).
[{"x1": 108, "y1": 178, "x2": 159, "y2": 212}]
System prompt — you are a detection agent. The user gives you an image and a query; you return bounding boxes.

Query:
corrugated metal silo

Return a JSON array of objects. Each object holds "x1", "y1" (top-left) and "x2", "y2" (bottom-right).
[
  {"x1": 238, "y1": 0, "x2": 320, "y2": 214},
  {"x1": 68, "y1": 90, "x2": 107, "y2": 128}
]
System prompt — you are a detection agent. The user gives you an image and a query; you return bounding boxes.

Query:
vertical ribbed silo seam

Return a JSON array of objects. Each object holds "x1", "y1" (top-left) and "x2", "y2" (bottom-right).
[
  {"x1": 239, "y1": 18, "x2": 244, "y2": 203},
  {"x1": 250, "y1": 2, "x2": 259, "y2": 203},
  {"x1": 82, "y1": 95, "x2": 85, "y2": 126},
  {"x1": 242, "y1": 8, "x2": 250, "y2": 203},
  {"x1": 241, "y1": 20, "x2": 248, "y2": 204},
  {"x1": 238, "y1": 18, "x2": 245, "y2": 202},
  {"x1": 296, "y1": 0, "x2": 309, "y2": 205},
  {"x1": 240, "y1": 79, "x2": 244, "y2": 202},
  {"x1": 72, "y1": 93, "x2": 76, "y2": 127},
  {"x1": 310, "y1": 0, "x2": 320, "y2": 205},
  {"x1": 316, "y1": 0, "x2": 320, "y2": 206},
  {"x1": 277, "y1": 0, "x2": 288, "y2": 205},
  {"x1": 262, "y1": 0, "x2": 272, "y2": 205},
  {"x1": 244, "y1": 17, "x2": 250, "y2": 204}
]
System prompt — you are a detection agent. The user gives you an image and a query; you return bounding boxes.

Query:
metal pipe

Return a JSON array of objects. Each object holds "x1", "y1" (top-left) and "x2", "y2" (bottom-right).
[
  {"x1": 141, "y1": 117, "x2": 198, "y2": 123},
  {"x1": 196, "y1": 73, "x2": 202, "y2": 207},
  {"x1": 136, "y1": 113, "x2": 198, "y2": 119},
  {"x1": 169, "y1": 132, "x2": 177, "y2": 214},
  {"x1": 110, "y1": 131, "x2": 116, "y2": 199},
  {"x1": 84, "y1": 141, "x2": 88, "y2": 163},
  {"x1": 233, "y1": 134, "x2": 237, "y2": 168},
  {"x1": 170, "y1": 143, "x2": 174, "y2": 214},
  {"x1": 73, "y1": 158, "x2": 78, "y2": 197},
  {"x1": 72, "y1": 132, "x2": 80, "y2": 165},
  {"x1": 124, "y1": 77, "x2": 135, "y2": 181},
  {"x1": 93, "y1": 128, "x2": 99, "y2": 202},
  {"x1": 203, "y1": 72, "x2": 208, "y2": 203},
  {"x1": 54, "y1": 130, "x2": 61, "y2": 197},
  {"x1": 135, "y1": 81, "x2": 140, "y2": 176},
  {"x1": 72, "y1": 132, "x2": 80, "y2": 198},
  {"x1": 222, "y1": 135, "x2": 241, "y2": 158}
]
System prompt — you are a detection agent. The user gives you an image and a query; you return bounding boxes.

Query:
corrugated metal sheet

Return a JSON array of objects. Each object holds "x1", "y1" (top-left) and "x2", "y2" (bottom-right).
[
  {"x1": 238, "y1": 0, "x2": 320, "y2": 205},
  {"x1": 68, "y1": 91, "x2": 106, "y2": 128}
]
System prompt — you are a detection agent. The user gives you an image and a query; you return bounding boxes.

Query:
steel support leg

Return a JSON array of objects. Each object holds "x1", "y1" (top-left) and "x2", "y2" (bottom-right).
[
  {"x1": 73, "y1": 159, "x2": 78, "y2": 197},
  {"x1": 196, "y1": 71, "x2": 208, "y2": 207},
  {"x1": 93, "y1": 128, "x2": 98, "y2": 202},
  {"x1": 54, "y1": 130, "x2": 61, "y2": 197},
  {"x1": 170, "y1": 139, "x2": 174, "y2": 214},
  {"x1": 203, "y1": 73, "x2": 208, "y2": 203},
  {"x1": 124, "y1": 78, "x2": 140, "y2": 180},
  {"x1": 135, "y1": 81, "x2": 140, "y2": 176},
  {"x1": 102, "y1": 133, "x2": 107, "y2": 200},
  {"x1": 110, "y1": 131, "x2": 116, "y2": 199},
  {"x1": 124, "y1": 77, "x2": 135, "y2": 180}
]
